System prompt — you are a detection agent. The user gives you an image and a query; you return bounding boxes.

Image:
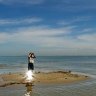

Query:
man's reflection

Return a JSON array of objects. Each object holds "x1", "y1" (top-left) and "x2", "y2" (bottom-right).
[{"x1": 24, "y1": 83, "x2": 33, "y2": 96}]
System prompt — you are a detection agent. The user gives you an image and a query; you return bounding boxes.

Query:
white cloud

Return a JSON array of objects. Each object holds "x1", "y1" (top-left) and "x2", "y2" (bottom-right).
[
  {"x1": 78, "y1": 33, "x2": 96, "y2": 42},
  {"x1": 81, "y1": 28, "x2": 94, "y2": 33},
  {"x1": 57, "y1": 16, "x2": 92, "y2": 26},
  {"x1": 0, "y1": 25, "x2": 96, "y2": 55},
  {"x1": 0, "y1": 26, "x2": 71, "y2": 43},
  {"x1": 0, "y1": 26, "x2": 94, "y2": 47},
  {"x1": 0, "y1": 17, "x2": 42, "y2": 25},
  {"x1": 0, "y1": 25, "x2": 74, "y2": 46}
]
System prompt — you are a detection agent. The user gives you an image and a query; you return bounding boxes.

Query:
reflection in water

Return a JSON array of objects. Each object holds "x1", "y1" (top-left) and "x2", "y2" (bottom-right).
[
  {"x1": 24, "y1": 70, "x2": 34, "y2": 96},
  {"x1": 24, "y1": 83, "x2": 33, "y2": 96}
]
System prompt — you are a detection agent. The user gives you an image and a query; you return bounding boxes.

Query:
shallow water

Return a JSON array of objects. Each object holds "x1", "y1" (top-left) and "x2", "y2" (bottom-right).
[
  {"x1": 0, "y1": 80, "x2": 96, "y2": 96},
  {"x1": 0, "y1": 56, "x2": 96, "y2": 96}
]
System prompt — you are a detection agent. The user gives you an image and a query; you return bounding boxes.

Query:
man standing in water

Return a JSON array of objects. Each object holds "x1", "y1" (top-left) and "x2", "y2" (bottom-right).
[
  {"x1": 28, "y1": 52, "x2": 36, "y2": 71},
  {"x1": 25, "y1": 52, "x2": 36, "y2": 91}
]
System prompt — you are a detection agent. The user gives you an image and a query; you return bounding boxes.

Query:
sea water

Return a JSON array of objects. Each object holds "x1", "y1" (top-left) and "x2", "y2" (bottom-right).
[{"x1": 0, "y1": 56, "x2": 96, "y2": 96}]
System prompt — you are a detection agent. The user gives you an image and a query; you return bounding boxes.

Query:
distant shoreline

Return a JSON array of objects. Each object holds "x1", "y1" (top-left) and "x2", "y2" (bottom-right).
[
  {"x1": 1, "y1": 55, "x2": 96, "y2": 57},
  {"x1": 0, "y1": 71, "x2": 89, "y2": 87}
]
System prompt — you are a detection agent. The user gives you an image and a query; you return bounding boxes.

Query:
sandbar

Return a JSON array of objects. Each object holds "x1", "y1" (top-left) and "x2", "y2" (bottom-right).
[{"x1": 0, "y1": 71, "x2": 89, "y2": 87}]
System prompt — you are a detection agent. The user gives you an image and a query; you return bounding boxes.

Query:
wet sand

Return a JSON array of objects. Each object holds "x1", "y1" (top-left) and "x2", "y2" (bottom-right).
[{"x1": 0, "y1": 71, "x2": 89, "y2": 87}]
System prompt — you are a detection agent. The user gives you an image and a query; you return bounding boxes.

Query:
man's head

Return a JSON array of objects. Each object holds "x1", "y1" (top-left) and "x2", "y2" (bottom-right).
[{"x1": 29, "y1": 52, "x2": 34, "y2": 57}]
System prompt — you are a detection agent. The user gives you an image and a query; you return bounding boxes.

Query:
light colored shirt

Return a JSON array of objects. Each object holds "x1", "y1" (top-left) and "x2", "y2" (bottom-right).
[{"x1": 29, "y1": 57, "x2": 34, "y2": 63}]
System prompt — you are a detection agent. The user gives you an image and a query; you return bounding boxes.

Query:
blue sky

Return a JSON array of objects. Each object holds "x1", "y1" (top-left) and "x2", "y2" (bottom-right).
[{"x1": 0, "y1": 0, "x2": 96, "y2": 56}]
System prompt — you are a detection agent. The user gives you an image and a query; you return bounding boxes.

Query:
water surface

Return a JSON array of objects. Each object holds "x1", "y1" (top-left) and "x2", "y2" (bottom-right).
[{"x1": 0, "y1": 56, "x2": 96, "y2": 96}]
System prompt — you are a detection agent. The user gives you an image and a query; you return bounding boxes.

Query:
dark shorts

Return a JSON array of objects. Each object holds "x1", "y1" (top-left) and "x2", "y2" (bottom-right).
[{"x1": 28, "y1": 63, "x2": 34, "y2": 70}]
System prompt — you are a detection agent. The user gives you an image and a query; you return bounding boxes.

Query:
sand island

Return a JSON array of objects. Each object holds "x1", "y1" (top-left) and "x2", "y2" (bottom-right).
[{"x1": 0, "y1": 71, "x2": 89, "y2": 87}]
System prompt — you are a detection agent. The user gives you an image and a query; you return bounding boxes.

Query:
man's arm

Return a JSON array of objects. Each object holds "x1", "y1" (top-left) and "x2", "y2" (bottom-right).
[{"x1": 32, "y1": 54, "x2": 36, "y2": 58}]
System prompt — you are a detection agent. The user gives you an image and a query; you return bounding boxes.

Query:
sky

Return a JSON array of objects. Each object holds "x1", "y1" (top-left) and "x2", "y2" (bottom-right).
[{"x1": 0, "y1": 0, "x2": 96, "y2": 56}]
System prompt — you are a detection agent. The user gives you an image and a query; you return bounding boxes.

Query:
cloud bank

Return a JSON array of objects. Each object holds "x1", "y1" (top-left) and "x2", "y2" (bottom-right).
[{"x1": 0, "y1": 24, "x2": 96, "y2": 55}]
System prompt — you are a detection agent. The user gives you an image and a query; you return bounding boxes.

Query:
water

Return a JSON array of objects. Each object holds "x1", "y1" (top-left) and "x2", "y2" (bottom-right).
[{"x1": 0, "y1": 56, "x2": 96, "y2": 96}]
